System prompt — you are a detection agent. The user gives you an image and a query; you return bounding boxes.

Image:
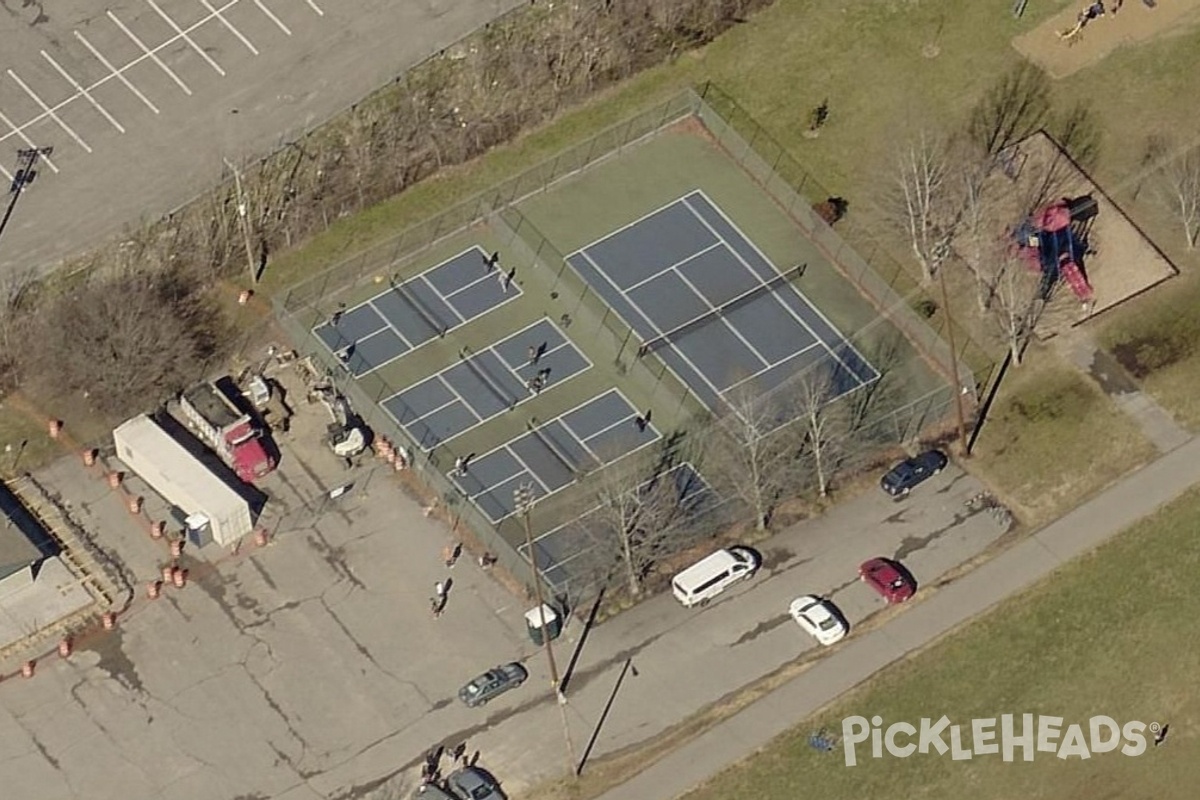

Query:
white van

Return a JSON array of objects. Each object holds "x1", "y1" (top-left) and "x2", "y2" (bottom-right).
[{"x1": 672, "y1": 546, "x2": 760, "y2": 607}]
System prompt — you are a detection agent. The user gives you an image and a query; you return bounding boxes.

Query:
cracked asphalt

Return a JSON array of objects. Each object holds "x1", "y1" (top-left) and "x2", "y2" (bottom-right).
[{"x1": 0, "y1": 392, "x2": 1004, "y2": 800}]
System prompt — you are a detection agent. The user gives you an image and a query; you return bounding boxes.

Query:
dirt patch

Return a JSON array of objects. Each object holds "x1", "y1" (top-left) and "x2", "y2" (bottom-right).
[
  {"x1": 1014, "y1": 0, "x2": 1200, "y2": 80},
  {"x1": 1111, "y1": 333, "x2": 1198, "y2": 378}
]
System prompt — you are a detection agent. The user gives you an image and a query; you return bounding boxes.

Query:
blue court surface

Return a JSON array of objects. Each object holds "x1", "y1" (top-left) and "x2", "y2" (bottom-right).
[
  {"x1": 450, "y1": 389, "x2": 661, "y2": 523},
  {"x1": 383, "y1": 318, "x2": 592, "y2": 450},
  {"x1": 567, "y1": 191, "x2": 878, "y2": 411},
  {"x1": 522, "y1": 463, "x2": 718, "y2": 586},
  {"x1": 312, "y1": 247, "x2": 523, "y2": 377}
]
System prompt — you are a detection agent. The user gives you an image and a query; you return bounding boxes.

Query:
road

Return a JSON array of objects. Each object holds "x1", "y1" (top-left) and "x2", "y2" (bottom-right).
[
  {"x1": 0, "y1": 390, "x2": 1009, "y2": 800},
  {"x1": 0, "y1": 0, "x2": 522, "y2": 279},
  {"x1": 595, "y1": 434, "x2": 1200, "y2": 800}
]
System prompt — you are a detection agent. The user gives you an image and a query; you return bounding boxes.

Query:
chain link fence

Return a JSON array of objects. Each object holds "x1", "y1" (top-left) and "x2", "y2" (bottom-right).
[{"x1": 276, "y1": 86, "x2": 994, "y2": 605}]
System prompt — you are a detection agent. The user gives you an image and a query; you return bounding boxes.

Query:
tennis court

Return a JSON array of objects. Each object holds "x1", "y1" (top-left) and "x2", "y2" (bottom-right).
[
  {"x1": 567, "y1": 190, "x2": 879, "y2": 411},
  {"x1": 449, "y1": 389, "x2": 660, "y2": 523},
  {"x1": 312, "y1": 246, "x2": 523, "y2": 377},
  {"x1": 383, "y1": 318, "x2": 592, "y2": 450}
]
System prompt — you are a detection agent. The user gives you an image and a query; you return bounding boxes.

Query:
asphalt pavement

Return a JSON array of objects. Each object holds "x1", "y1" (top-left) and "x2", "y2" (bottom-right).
[
  {"x1": 0, "y1": 0, "x2": 522, "y2": 279},
  {"x1": 595, "y1": 434, "x2": 1200, "y2": 800}
]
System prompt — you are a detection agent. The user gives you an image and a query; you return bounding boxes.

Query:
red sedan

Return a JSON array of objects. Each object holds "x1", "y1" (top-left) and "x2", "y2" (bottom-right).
[{"x1": 859, "y1": 557, "x2": 915, "y2": 604}]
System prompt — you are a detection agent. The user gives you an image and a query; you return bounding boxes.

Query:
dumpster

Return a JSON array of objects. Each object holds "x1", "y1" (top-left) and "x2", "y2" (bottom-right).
[{"x1": 525, "y1": 604, "x2": 562, "y2": 645}]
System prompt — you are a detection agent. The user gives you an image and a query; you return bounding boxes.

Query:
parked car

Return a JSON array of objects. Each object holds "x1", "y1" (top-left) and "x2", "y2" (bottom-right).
[
  {"x1": 859, "y1": 558, "x2": 916, "y2": 604},
  {"x1": 880, "y1": 450, "x2": 947, "y2": 497},
  {"x1": 457, "y1": 663, "x2": 528, "y2": 708},
  {"x1": 788, "y1": 595, "x2": 847, "y2": 645},
  {"x1": 447, "y1": 767, "x2": 505, "y2": 800}
]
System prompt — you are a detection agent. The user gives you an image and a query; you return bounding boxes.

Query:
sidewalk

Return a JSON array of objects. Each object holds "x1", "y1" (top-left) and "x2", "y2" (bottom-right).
[{"x1": 597, "y1": 433, "x2": 1200, "y2": 800}]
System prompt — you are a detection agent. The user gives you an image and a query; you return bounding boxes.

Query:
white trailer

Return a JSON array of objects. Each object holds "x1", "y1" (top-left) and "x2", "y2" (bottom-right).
[{"x1": 112, "y1": 415, "x2": 254, "y2": 547}]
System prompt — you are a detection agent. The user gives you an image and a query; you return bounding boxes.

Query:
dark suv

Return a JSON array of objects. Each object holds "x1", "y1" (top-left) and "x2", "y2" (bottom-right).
[{"x1": 880, "y1": 450, "x2": 947, "y2": 497}]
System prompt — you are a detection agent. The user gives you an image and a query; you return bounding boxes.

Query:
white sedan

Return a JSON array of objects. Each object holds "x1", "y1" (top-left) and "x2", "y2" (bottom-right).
[{"x1": 789, "y1": 595, "x2": 847, "y2": 645}]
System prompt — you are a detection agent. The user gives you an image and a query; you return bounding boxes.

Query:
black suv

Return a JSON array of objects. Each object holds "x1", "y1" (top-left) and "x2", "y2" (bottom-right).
[{"x1": 880, "y1": 450, "x2": 948, "y2": 497}]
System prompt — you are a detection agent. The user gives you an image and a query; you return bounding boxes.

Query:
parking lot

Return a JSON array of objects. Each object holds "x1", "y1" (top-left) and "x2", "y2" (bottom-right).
[
  {"x1": 0, "y1": 0, "x2": 524, "y2": 279},
  {"x1": 0, "y1": 389, "x2": 1009, "y2": 800}
]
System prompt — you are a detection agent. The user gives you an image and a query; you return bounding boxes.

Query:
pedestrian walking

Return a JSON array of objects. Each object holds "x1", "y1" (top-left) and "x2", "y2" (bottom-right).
[
  {"x1": 532, "y1": 376, "x2": 544, "y2": 394},
  {"x1": 453, "y1": 742, "x2": 468, "y2": 765},
  {"x1": 435, "y1": 581, "x2": 446, "y2": 598},
  {"x1": 502, "y1": 267, "x2": 515, "y2": 293},
  {"x1": 528, "y1": 345, "x2": 539, "y2": 365},
  {"x1": 478, "y1": 552, "x2": 495, "y2": 570},
  {"x1": 431, "y1": 594, "x2": 447, "y2": 618},
  {"x1": 1154, "y1": 724, "x2": 1170, "y2": 746},
  {"x1": 483, "y1": 251, "x2": 500, "y2": 272},
  {"x1": 634, "y1": 415, "x2": 646, "y2": 432},
  {"x1": 454, "y1": 457, "x2": 465, "y2": 476},
  {"x1": 449, "y1": 542, "x2": 462, "y2": 567},
  {"x1": 442, "y1": 545, "x2": 454, "y2": 568},
  {"x1": 330, "y1": 308, "x2": 344, "y2": 326}
]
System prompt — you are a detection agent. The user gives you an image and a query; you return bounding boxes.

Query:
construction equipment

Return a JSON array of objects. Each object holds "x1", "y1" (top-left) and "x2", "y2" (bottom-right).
[
  {"x1": 178, "y1": 378, "x2": 276, "y2": 482},
  {"x1": 298, "y1": 357, "x2": 368, "y2": 459}
]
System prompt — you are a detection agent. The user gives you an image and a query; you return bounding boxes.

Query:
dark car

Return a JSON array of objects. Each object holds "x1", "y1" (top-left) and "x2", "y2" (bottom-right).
[
  {"x1": 880, "y1": 450, "x2": 947, "y2": 497},
  {"x1": 447, "y1": 767, "x2": 505, "y2": 800},
  {"x1": 859, "y1": 557, "x2": 915, "y2": 604},
  {"x1": 457, "y1": 662, "x2": 528, "y2": 708}
]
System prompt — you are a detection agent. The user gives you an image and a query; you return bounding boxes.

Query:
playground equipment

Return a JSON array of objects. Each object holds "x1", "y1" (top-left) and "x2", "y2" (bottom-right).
[{"x1": 1010, "y1": 196, "x2": 1097, "y2": 306}]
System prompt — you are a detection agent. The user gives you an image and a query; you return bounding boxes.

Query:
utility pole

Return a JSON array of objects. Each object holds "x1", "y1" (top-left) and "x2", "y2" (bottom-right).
[
  {"x1": 938, "y1": 267, "x2": 969, "y2": 456},
  {"x1": 224, "y1": 157, "x2": 258, "y2": 285},
  {"x1": 0, "y1": 147, "x2": 53, "y2": 249},
  {"x1": 514, "y1": 483, "x2": 577, "y2": 778}
]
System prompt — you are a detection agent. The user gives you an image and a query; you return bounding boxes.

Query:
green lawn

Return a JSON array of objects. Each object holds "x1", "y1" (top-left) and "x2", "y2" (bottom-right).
[
  {"x1": 682, "y1": 486, "x2": 1200, "y2": 800},
  {"x1": 967, "y1": 350, "x2": 1157, "y2": 525}
]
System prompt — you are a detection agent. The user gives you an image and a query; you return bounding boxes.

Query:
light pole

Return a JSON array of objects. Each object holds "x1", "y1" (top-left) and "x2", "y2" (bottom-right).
[
  {"x1": 224, "y1": 157, "x2": 258, "y2": 285},
  {"x1": 0, "y1": 147, "x2": 53, "y2": 248},
  {"x1": 938, "y1": 267, "x2": 969, "y2": 457},
  {"x1": 514, "y1": 483, "x2": 577, "y2": 778}
]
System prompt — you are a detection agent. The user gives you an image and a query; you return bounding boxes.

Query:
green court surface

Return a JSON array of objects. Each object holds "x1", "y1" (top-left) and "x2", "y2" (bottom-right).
[{"x1": 284, "y1": 115, "x2": 951, "y2": 595}]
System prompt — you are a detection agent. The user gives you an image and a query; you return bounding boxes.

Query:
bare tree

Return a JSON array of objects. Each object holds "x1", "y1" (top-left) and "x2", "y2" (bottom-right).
[
  {"x1": 986, "y1": 247, "x2": 1042, "y2": 365},
  {"x1": 793, "y1": 367, "x2": 852, "y2": 498},
  {"x1": 23, "y1": 267, "x2": 229, "y2": 414},
  {"x1": 706, "y1": 383, "x2": 802, "y2": 531},
  {"x1": 1155, "y1": 146, "x2": 1200, "y2": 250},
  {"x1": 891, "y1": 131, "x2": 956, "y2": 282}
]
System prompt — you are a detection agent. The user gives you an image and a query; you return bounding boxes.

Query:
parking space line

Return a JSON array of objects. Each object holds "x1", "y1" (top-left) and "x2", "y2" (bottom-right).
[
  {"x1": 7, "y1": 70, "x2": 92, "y2": 153},
  {"x1": 200, "y1": 0, "x2": 261, "y2": 54},
  {"x1": 250, "y1": 0, "x2": 291, "y2": 37},
  {"x1": 40, "y1": 51, "x2": 126, "y2": 134},
  {"x1": 146, "y1": 0, "x2": 225, "y2": 76},
  {"x1": 305, "y1": 0, "x2": 325, "y2": 16},
  {"x1": 75, "y1": 31, "x2": 161, "y2": 114},
  {"x1": 0, "y1": 108, "x2": 58, "y2": 173},
  {"x1": 107, "y1": 10, "x2": 194, "y2": 95}
]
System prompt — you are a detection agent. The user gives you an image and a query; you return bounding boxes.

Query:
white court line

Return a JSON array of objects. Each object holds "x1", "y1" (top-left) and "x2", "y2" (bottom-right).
[
  {"x1": 7, "y1": 70, "x2": 92, "y2": 153},
  {"x1": 201, "y1": 0, "x2": 262, "y2": 53},
  {"x1": 0, "y1": 160, "x2": 11, "y2": 183},
  {"x1": 41, "y1": 51, "x2": 125, "y2": 133},
  {"x1": 146, "y1": 0, "x2": 225, "y2": 75},
  {"x1": 671, "y1": 262, "x2": 773, "y2": 369},
  {"x1": 74, "y1": 31, "x2": 160, "y2": 114},
  {"x1": 0, "y1": 108, "x2": 58, "y2": 173},
  {"x1": 305, "y1": 0, "x2": 325, "y2": 16},
  {"x1": 623, "y1": 240, "x2": 725, "y2": 294},
  {"x1": 107, "y1": 10, "x2": 193, "y2": 95},
  {"x1": 251, "y1": 0, "x2": 291, "y2": 36}
]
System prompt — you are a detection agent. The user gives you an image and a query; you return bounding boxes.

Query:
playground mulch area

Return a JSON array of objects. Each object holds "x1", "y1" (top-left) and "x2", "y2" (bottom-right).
[
  {"x1": 994, "y1": 131, "x2": 1178, "y2": 336},
  {"x1": 1014, "y1": 0, "x2": 1200, "y2": 79}
]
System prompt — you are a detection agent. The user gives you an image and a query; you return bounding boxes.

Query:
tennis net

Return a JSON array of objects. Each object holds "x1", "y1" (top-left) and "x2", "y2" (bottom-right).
[
  {"x1": 464, "y1": 355, "x2": 517, "y2": 409},
  {"x1": 637, "y1": 263, "x2": 805, "y2": 356},
  {"x1": 393, "y1": 280, "x2": 448, "y2": 338}
]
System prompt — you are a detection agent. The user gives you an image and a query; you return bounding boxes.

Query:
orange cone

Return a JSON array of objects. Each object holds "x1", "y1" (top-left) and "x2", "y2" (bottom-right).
[
  {"x1": 101, "y1": 612, "x2": 116, "y2": 630},
  {"x1": 150, "y1": 521, "x2": 165, "y2": 539},
  {"x1": 170, "y1": 539, "x2": 183, "y2": 558},
  {"x1": 128, "y1": 496, "x2": 142, "y2": 514},
  {"x1": 161, "y1": 565, "x2": 174, "y2": 584},
  {"x1": 48, "y1": 419, "x2": 62, "y2": 438},
  {"x1": 238, "y1": 289, "x2": 253, "y2": 305},
  {"x1": 254, "y1": 529, "x2": 269, "y2": 547},
  {"x1": 107, "y1": 472, "x2": 122, "y2": 489},
  {"x1": 82, "y1": 449, "x2": 96, "y2": 466},
  {"x1": 58, "y1": 638, "x2": 72, "y2": 658},
  {"x1": 172, "y1": 569, "x2": 187, "y2": 588},
  {"x1": 147, "y1": 581, "x2": 162, "y2": 599},
  {"x1": 21, "y1": 661, "x2": 35, "y2": 678}
]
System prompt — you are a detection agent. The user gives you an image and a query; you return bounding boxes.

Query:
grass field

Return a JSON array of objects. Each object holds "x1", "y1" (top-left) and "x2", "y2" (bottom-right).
[{"x1": 681, "y1": 485, "x2": 1200, "y2": 800}]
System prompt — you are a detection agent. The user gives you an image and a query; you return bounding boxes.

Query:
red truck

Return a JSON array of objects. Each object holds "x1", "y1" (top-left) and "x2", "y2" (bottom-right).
[{"x1": 178, "y1": 379, "x2": 276, "y2": 483}]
